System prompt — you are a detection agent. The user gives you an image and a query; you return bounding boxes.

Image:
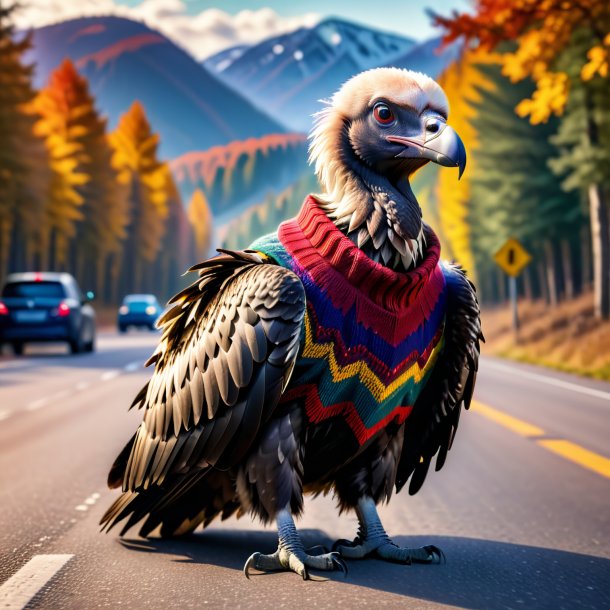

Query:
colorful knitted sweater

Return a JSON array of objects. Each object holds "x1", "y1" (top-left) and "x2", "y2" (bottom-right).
[{"x1": 250, "y1": 196, "x2": 447, "y2": 446}]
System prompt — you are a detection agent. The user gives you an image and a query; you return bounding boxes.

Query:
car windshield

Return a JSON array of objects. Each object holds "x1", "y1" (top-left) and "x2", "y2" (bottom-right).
[
  {"x1": 124, "y1": 295, "x2": 157, "y2": 305},
  {"x1": 2, "y1": 281, "x2": 66, "y2": 299}
]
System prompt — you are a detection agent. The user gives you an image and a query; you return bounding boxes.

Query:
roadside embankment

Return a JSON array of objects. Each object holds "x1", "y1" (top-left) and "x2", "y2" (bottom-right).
[{"x1": 481, "y1": 291, "x2": 610, "y2": 381}]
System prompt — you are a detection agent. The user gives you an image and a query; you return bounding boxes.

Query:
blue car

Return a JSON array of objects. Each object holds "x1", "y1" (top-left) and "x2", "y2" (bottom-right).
[
  {"x1": 0, "y1": 272, "x2": 96, "y2": 355},
  {"x1": 118, "y1": 294, "x2": 162, "y2": 332}
]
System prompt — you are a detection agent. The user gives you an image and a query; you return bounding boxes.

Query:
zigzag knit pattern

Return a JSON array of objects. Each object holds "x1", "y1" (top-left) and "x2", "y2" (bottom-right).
[{"x1": 251, "y1": 196, "x2": 447, "y2": 446}]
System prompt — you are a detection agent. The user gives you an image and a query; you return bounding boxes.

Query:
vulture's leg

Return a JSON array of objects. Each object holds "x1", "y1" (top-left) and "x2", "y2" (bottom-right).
[
  {"x1": 243, "y1": 509, "x2": 347, "y2": 580},
  {"x1": 333, "y1": 497, "x2": 444, "y2": 564}
]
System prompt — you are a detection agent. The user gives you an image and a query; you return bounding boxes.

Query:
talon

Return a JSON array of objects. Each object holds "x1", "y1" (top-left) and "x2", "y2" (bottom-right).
[
  {"x1": 331, "y1": 554, "x2": 348, "y2": 576},
  {"x1": 423, "y1": 545, "x2": 445, "y2": 564},
  {"x1": 243, "y1": 552, "x2": 259, "y2": 580}
]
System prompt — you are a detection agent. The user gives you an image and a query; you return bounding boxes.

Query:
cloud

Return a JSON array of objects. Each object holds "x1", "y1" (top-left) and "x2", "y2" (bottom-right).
[{"x1": 13, "y1": 0, "x2": 320, "y2": 60}]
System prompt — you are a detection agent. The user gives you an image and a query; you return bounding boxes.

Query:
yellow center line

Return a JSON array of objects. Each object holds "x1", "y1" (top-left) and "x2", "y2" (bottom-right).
[
  {"x1": 470, "y1": 401, "x2": 544, "y2": 437},
  {"x1": 470, "y1": 400, "x2": 610, "y2": 479},
  {"x1": 537, "y1": 440, "x2": 610, "y2": 479}
]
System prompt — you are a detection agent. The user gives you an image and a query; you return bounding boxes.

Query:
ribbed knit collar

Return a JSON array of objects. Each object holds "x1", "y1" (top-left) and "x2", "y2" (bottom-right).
[{"x1": 278, "y1": 195, "x2": 442, "y2": 313}]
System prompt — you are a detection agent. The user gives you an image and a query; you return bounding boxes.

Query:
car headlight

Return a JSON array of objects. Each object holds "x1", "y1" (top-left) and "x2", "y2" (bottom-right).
[
  {"x1": 119, "y1": 305, "x2": 129, "y2": 315},
  {"x1": 145, "y1": 306, "x2": 157, "y2": 315}
]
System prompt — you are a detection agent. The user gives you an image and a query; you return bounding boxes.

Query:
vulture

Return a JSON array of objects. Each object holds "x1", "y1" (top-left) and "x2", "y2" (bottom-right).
[{"x1": 101, "y1": 67, "x2": 482, "y2": 580}]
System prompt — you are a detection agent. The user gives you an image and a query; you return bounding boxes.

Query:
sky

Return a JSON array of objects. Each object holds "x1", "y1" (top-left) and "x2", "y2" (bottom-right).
[
  {"x1": 115, "y1": 0, "x2": 471, "y2": 39},
  {"x1": 16, "y1": 0, "x2": 471, "y2": 60}
]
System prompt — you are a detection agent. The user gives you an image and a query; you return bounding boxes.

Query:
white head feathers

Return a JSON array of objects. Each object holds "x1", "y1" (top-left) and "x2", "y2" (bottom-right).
[{"x1": 309, "y1": 67, "x2": 449, "y2": 201}]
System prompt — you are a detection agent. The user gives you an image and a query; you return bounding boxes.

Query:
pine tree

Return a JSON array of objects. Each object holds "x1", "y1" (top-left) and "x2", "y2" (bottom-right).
[
  {"x1": 155, "y1": 166, "x2": 191, "y2": 298},
  {"x1": 434, "y1": 1, "x2": 610, "y2": 316},
  {"x1": 33, "y1": 60, "x2": 128, "y2": 296},
  {"x1": 111, "y1": 101, "x2": 168, "y2": 293},
  {"x1": 468, "y1": 61, "x2": 583, "y2": 304},
  {"x1": 187, "y1": 188, "x2": 212, "y2": 260},
  {"x1": 549, "y1": 29, "x2": 610, "y2": 317},
  {"x1": 435, "y1": 49, "x2": 496, "y2": 279},
  {"x1": 0, "y1": 2, "x2": 49, "y2": 278},
  {"x1": 31, "y1": 62, "x2": 88, "y2": 268}
]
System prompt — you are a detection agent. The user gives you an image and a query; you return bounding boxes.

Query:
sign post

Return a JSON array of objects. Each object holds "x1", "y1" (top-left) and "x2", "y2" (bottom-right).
[{"x1": 493, "y1": 238, "x2": 532, "y2": 340}]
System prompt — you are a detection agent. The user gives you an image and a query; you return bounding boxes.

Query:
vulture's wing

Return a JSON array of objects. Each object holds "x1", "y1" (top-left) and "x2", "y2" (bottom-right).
[
  {"x1": 101, "y1": 250, "x2": 304, "y2": 531},
  {"x1": 395, "y1": 262, "x2": 482, "y2": 495}
]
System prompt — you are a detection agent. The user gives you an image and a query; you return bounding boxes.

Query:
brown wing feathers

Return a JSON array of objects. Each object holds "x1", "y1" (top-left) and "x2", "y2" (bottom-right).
[
  {"x1": 396, "y1": 262, "x2": 482, "y2": 495},
  {"x1": 101, "y1": 250, "x2": 305, "y2": 533}
]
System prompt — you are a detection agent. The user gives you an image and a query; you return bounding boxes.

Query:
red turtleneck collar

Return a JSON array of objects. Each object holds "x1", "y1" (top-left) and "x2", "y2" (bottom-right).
[
  {"x1": 276, "y1": 196, "x2": 446, "y2": 345},
  {"x1": 279, "y1": 195, "x2": 441, "y2": 308}
]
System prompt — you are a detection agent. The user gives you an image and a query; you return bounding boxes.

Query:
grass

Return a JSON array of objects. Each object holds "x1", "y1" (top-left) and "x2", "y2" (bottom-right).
[{"x1": 481, "y1": 290, "x2": 610, "y2": 381}]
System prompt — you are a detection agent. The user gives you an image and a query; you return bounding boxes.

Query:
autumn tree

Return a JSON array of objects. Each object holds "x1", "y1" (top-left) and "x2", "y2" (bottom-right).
[
  {"x1": 468, "y1": 62, "x2": 583, "y2": 305},
  {"x1": 434, "y1": 48, "x2": 496, "y2": 279},
  {"x1": 31, "y1": 61, "x2": 88, "y2": 269},
  {"x1": 548, "y1": 28, "x2": 610, "y2": 306},
  {"x1": 187, "y1": 188, "x2": 212, "y2": 260},
  {"x1": 0, "y1": 2, "x2": 49, "y2": 279},
  {"x1": 110, "y1": 101, "x2": 168, "y2": 294},
  {"x1": 33, "y1": 60, "x2": 128, "y2": 296},
  {"x1": 434, "y1": 0, "x2": 610, "y2": 317},
  {"x1": 155, "y1": 166, "x2": 191, "y2": 299}
]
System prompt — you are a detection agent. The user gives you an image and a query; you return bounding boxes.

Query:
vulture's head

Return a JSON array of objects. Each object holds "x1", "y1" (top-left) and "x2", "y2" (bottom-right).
[{"x1": 309, "y1": 67, "x2": 466, "y2": 270}]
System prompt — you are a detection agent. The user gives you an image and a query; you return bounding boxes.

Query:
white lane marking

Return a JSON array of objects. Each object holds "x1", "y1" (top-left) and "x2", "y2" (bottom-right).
[
  {"x1": 0, "y1": 409, "x2": 12, "y2": 421},
  {"x1": 26, "y1": 390, "x2": 69, "y2": 412},
  {"x1": 484, "y1": 359, "x2": 610, "y2": 402},
  {"x1": 100, "y1": 370, "x2": 120, "y2": 382},
  {"x1": 26, "y1": 398, "x2": 48, "y2": 412},
  {"x1": 0, "y1": 361, "x2": 34, "y2": 370},
  {"x1": 75, "y1": 491, "x2": 101, "y2": 512},
  {"x1": 124, "y1": 361, "x2": 141, "y2": 372},
  {"x1": 0, "y1": 554, "x2": 73, "y2": 609}
]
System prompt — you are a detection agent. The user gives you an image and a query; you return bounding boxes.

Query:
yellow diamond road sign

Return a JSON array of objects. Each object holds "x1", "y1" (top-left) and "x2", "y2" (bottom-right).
[{"x1": 493, "y1": 238, "x2": 532, "y2": 277}]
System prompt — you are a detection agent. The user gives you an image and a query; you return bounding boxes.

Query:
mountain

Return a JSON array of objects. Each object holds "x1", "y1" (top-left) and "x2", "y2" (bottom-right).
[
  {"x1": 204, "y1": 18, "x2": 416, "y2": 132},
  {"x1": 170, "y1": 133, "x2": 308, "y2": 222},
  {"x1": 27, "y1": 16, "x2": 286, "y2": 160},
  {"x1": 203, "y1": 44, "x2": 252, "y2": 73},
  {"x1": 388, "y1": 36, "x2": 463, "y2": 80}
]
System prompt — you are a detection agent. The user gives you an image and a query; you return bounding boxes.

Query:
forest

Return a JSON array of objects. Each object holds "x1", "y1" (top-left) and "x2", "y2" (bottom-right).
[
  {"x1": 427, "y1": 0, "x2": 610, "y2": 321},
  {"x1": 0, "y1": 3, "x2": 305, "y2": 305},
  {"x1": 1, "y1": 4, "x2": 202, "y2": 303},
  {"x1": 2, "y1": 0, "x2": 609, "y2": 327}
]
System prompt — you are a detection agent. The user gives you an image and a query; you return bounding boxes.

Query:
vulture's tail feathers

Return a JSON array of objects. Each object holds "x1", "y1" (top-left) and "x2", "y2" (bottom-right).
[
  {"x1": 100, "y1": 468, "x2": 239, "y2": 538},
  {"x1": 107, "y1": 433, "x2": 137, "y2": 489}
]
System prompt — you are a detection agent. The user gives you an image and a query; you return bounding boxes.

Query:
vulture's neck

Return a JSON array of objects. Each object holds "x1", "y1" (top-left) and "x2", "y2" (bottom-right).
[{"x1": 317, "y1": 162, "x2": 426, "y2": 272}]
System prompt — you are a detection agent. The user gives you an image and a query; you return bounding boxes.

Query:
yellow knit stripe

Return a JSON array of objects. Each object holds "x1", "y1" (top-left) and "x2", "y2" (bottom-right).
[{"x1": 302, "y1": 313, "x2": 443, "y2": 402}]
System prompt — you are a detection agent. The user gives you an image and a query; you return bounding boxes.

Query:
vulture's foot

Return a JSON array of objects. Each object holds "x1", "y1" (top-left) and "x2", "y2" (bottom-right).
[
  {"x1": 243, "y1": 509, "x2": 347, "y2": 580},
  {"x1": 333, "y1": 497, "x2": 444, "y2": 565}
]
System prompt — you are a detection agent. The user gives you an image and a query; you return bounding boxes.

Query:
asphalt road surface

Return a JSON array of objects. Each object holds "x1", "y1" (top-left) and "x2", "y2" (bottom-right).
[{"x1": 0, "y1": 331, "x2": 609, "y2": 609}]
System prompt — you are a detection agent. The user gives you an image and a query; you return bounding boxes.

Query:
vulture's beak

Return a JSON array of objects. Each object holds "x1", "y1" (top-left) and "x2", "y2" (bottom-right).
[{"x1": 387, "y1": 121, "x2": 467, "y2": 179}]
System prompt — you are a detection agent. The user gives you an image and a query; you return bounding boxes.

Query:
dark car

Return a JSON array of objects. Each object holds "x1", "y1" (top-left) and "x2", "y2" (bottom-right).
[
  {"x1": 118, "y1": 294, "x2": 162, "y2": 332},
  {"x1": 0, "y1": 272, "x2": 96, "y2": 355}
]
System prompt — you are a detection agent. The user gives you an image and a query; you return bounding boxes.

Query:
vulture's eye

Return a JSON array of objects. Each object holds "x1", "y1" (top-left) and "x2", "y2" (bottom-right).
[{"x1": 373, "y1": 103, "x2": 395, "y2": 125}]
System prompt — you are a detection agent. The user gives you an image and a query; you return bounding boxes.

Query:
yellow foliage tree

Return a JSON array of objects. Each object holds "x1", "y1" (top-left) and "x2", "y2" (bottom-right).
[
  {"x1": 187, "y1": 188, "x2": 212, "y2": 259},
  {"x1": 110, "y1": 101, "x2": 168, "y2": 292},
  {"x1": 33, "y1": 59, "x2": 128, "y2": 295},
  {"x1": 434, "y1": 0, "x2": 610, "y2": 124},
  {"x1": 31, "y1": 62, "x2": 89, "y2": 267},
  {"x1": 435, "y1": 49, "x2": 497, "y2": 278},
  {"x1": 156, "y1": 165, "x2": 191, "y2": 297},
  {"x1": 436, "y1": 1, "x2": 610, "y2": 317}
]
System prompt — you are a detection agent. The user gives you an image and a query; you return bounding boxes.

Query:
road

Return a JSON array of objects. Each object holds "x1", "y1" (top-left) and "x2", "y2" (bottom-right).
[{"x1": 0, "y1": 331, "x2": 608, "y2": 609}]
